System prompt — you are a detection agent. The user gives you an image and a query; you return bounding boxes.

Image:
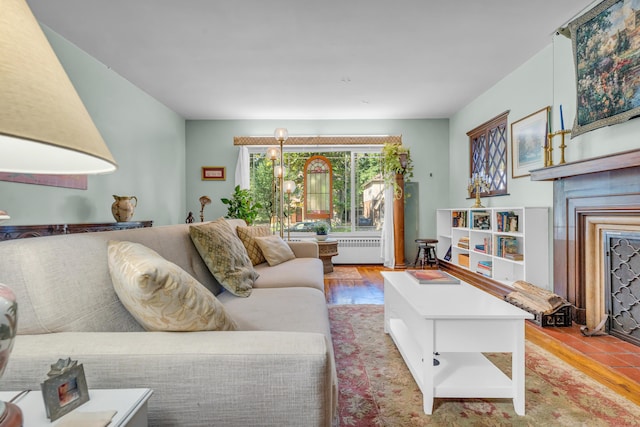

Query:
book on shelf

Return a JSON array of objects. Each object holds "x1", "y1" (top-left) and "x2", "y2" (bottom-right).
[
  {"x1": 473, "y1": 237, "x2": 492, "y2": 254},
  {"x1": 504, "y1": 253, "x2": 524, "y2": 261},
  {"x1": 476, "y1": 260, "x2": 492, "y2": 277},
  {"x1": 457, "y1": 236, "x2": 470, "y2": 249},
  {"x1": 451, "y1": 211, "x2": 467, "y2": 228},
  {"x1": 496, "y1": 211, "x2": 520, "y2": 232},
  {"x1": 471, "y1": 211, "x2": 491, "y2": 230},
  {"x1": 496, "y1": 236, "x2": 518, "y2": 257},
  {"x1": 405, "y1": 269, "x2": 460, "y2": 285},
  {"x1": 443, "y1": 245, "x2": 452, "y2": 261}
]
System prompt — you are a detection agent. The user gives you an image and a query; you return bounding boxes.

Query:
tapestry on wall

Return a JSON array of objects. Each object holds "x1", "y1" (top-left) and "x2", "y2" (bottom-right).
[
  {"x1": 569, "y1": 0, "x2": 640, "y2": 137},
  {"x1": 0, "y1": 173, "x2": 88, "y2": 190}
]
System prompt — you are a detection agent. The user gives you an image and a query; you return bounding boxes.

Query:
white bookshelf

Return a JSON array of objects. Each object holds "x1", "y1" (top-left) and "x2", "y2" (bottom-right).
[{"x1": 436, "y1": 207, "x2": 549, "y2": 288}]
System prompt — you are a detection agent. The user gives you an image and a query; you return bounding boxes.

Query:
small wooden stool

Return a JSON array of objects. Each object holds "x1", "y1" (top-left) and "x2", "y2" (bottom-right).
[{"x1": 414, "y1": 238, "x2": 438, "y2": 268}]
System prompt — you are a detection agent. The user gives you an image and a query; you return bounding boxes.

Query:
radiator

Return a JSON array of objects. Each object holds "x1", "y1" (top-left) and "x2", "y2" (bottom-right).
[{"x1": 332, "y1": 237, "x2": 382, "y2": 264}]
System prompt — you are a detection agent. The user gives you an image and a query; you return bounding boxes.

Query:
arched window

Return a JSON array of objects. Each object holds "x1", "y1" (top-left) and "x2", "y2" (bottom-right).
[{"x1": 304, "y1": 155, "x2": 332, "y2": 220}]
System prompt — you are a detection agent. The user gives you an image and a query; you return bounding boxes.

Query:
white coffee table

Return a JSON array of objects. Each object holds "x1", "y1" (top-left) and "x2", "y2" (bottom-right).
[
  {"x1": 0, "y1": 388, "x2": 153, "y2": 426},
  {"x1": 382, "y1": 271, "x2": 533, "y2": 415}
]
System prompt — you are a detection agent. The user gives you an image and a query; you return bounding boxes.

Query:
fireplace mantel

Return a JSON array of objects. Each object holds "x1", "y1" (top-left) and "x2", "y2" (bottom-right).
[
  {"x1": 532, "y1": 148, "x2": 640, "y2": 324},
  {"x1": 530, "y1": 149, "x2": 640, "y2": 181}
]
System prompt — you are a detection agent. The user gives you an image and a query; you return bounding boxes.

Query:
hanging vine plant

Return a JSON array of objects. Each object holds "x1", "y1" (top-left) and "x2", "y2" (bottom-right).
[{"x1": 381, "y1": 142, "x2": 413, "y2": 199}]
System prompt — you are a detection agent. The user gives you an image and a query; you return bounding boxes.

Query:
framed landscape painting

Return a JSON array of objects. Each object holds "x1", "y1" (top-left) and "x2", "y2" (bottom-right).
[
  {"x1": 511, "y1": 107, "x2": 549, "y2": 178},
  {"x1": 569, "y1": 0, "x2": 640, "y2": 137}
]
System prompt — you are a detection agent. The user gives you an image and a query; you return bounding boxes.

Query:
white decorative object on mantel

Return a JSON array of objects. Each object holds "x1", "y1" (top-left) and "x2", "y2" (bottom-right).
[{"x1": 0, "y1": 210, "x2": 9, "y2": 224}]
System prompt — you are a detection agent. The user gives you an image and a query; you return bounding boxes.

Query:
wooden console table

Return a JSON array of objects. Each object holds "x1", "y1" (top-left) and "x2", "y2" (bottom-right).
[{"x1": 0, "y1": 221, "x2": 153, "y2": 241}]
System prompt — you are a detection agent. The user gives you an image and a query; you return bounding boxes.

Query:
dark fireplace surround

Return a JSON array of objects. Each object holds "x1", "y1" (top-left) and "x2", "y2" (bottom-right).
[{"x1": 531, "y1": 149, "x2": 640, "y2": 326}]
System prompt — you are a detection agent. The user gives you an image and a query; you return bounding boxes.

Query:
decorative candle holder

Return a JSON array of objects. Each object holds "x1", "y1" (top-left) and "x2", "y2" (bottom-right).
[
  {"x1": 545, "y1": 129, "x2": 571, "y2": 166},
  {"x1": 467, "y1": 173, "x2": 491, "y2": 208}
]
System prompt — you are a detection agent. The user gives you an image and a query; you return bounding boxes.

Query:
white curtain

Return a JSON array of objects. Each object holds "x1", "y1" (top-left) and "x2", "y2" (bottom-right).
[
  {"x1": 234, "y1": 146, "x2": 250, "y2": 189},
  {"x1": 381, "y1": 185, "x2": 395, "y2": 268}
]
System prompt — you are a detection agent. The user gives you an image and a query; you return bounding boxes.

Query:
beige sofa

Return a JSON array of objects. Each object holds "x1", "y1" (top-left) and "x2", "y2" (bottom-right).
[{"x1": 0, "y1": 220, "x2": 336, "y2": 426}]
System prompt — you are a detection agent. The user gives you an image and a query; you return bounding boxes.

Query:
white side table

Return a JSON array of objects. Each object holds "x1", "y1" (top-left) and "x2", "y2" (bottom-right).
[{"x1": 0, "y1": 388, "x2": 152, "y2": 427}]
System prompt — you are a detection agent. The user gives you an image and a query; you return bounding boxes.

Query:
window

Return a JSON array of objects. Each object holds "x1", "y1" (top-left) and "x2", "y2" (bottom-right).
[
  {"x1": 467, "y1": 111, "x2": 509, "y2": 197},
  {"x1": 248, "y1": 147, "x2": 383, "y2": 234},
  {"x1": 304, "y1": 156, "x2": 332, "y2": 220}
]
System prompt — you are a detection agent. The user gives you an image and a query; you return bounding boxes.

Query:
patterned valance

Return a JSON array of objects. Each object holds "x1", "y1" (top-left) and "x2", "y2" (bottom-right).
[{"x1": 233, "y1": 135, "x2": 402, "y2": 146}]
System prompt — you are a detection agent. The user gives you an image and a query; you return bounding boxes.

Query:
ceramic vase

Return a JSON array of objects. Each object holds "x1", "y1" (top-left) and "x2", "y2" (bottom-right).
[{"x1": 111, "y1": 195, "x2": 137, "y2": 222}]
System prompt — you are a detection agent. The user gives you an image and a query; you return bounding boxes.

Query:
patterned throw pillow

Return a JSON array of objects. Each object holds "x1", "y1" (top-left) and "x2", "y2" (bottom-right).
[
  {"x1": 236, "y1": 225, "x2": 271, "y2": 265},
  {"x1": 255, "y1": 235, "x2": 296, "y2": 267},
  {"x1": 107, "y1": 240, "x2": 237, "y2": 332},
  {"x1": 189, "y1": 218, "x2": 258, "y2": 297}
]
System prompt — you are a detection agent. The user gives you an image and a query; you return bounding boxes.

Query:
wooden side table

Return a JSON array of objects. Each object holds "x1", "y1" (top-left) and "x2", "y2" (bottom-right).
[
  {"x1": 317, "y1": 239, "x2": 339, "y2": 273},
  {"x1": 0, "y1": 388, "x2": 153, "y2": 427}
]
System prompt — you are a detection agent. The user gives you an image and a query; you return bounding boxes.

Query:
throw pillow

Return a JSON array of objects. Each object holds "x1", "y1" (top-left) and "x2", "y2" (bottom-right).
[
  {"x1": 236, "y1": 225, "x2": 271, "y2": 265},
  {"x1": 107, "y1": 240, "x2": 237, "y2": 332},
  {"x1": 255, "y1": 235, "x2": 296, "y2": 267},
  {"x1": 189, "y1": 218, "x2": 258, "y2": 297}
]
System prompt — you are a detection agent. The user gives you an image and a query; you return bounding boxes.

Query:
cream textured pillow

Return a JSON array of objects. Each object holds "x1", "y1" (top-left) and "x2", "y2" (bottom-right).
[
  {"x1": 189, "y1": 218, "x2": 258, "y2": 297},
  {"x1": 107, "y1": 240, "x2": 237, "y2": 332},
  {"x1": 236, "y1": 225, "x2": 271, "y2": 265},
  {"x1": 255, "y1": 235, "x2": 296, "y2": 266}
]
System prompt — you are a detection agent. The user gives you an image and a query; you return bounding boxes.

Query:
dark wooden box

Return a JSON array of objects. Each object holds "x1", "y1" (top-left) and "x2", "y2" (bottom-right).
[{"x1": 505, "y1": 298, "x2": 573, "y2": 327}]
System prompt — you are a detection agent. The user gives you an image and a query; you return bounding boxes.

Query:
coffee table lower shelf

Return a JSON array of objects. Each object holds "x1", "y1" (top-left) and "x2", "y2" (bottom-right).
[{"x1": 388, "y1": 318, "x2": 514, "y2": 398}]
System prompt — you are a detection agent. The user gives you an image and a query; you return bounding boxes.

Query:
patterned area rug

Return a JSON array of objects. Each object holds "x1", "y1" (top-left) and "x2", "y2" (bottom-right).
[
  {"x1": 329, "y1": 304, "x2": 640, "y2": 426},
  {"x1": 325, "y1": 267, "x2": 362, "y2": 280}
]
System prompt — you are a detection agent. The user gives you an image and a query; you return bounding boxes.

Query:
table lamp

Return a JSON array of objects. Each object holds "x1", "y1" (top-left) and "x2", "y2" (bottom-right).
[{"x1": 0, "y1": 1, "x2": 118, "y2": 424}]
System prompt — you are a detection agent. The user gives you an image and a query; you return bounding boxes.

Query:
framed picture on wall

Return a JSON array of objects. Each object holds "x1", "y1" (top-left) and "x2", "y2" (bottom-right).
[
  {"x1": 201, "y1": 166, "x2": 226, "y2": 181},
  {"x1": 568, "y1": 0, "x2": 640, "y2": 137},
  {"x1": 511, "y1": 107, "x2": 549, "y2": 178}
]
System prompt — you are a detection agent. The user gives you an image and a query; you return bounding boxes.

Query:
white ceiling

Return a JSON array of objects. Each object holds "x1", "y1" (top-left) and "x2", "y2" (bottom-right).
[{"x1": 27, "y1": 0, "x2": 594, "y2": 120}]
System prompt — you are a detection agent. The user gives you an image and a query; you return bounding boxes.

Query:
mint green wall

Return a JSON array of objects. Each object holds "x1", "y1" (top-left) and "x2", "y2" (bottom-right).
[
  {"x1": 186, "y1": 119, "x2": 449, "y2": 244},
  {"x1": 0, "y1": 27, "x2": 186, "y2": 226},
  {"x1": 449, "y1": 33, "x2": 640, "y2": 209}
]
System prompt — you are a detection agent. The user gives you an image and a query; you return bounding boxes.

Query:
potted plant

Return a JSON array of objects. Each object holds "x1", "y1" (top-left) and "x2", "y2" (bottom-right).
[
  {"x1": 221, "y1": 185, "x2": 262, "y2": 225},
  {"x1": 381, "y1": 142, "x2": 413, "y2": 199},
  {"x1": 314, "y1": 222, "x2": 329, "y2": 241}
]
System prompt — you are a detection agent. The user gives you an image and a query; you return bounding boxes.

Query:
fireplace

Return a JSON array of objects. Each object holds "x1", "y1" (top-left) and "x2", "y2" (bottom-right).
[
  {"x1": 531, "y1": 149, "x2": 640, "y2": 346},
  {"x1": 604, "y1": 231, "x2": 640, "y2": 346}
]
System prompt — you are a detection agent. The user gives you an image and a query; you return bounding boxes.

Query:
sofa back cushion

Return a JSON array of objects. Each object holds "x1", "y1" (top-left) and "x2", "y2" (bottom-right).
[
  {"x1": 108, "y1": 240, "x2": 237, "y2": 332},
  {"x1": 0, "y1": 223, "x2": 224, "y2": 335},
  {"x1": 189, "y1": 219, "x2": 258, "y2": 297}
]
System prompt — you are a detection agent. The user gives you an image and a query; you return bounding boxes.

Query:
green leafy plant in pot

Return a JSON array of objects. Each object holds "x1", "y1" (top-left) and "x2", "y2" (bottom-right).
[
  {"x1": 221, "y1": 185, "x2": 262, "y2": 226},
  {"x1": 314, "y1": 222, "x2": 329, "y2": 241},
  {"x1": 381, "y1": 142, "x2": 413, "y2": 199}
]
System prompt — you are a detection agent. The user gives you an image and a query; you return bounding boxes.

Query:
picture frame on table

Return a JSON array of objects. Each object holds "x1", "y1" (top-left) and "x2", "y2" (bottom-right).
[
  {"x1": 568, "y1": 0, "x2": 640, "y2": 137},
  {"x1": 201, "y1": 166, "x2": 226, "y2": 181},
  {"x1": 41, "y1": 362, "x2": 89, "y2": 421},
  {"x1": 511, "y1": 107, "x2": 549, "y2": 178}
]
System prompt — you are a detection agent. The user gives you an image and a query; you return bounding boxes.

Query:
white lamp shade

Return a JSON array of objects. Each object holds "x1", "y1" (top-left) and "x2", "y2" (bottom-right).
[
  {"x1": 283, "y1": 180, "x2": 296, "y2": 194},
  {"x1": 0, "y1": 0, "x2": 117, "y2": 174},
  {"x1": 274, "y1": 128, "x2": 289, "y2": 142},
  {"x1": 266, "y1": 146, "x2": 280, "y2": 161}
]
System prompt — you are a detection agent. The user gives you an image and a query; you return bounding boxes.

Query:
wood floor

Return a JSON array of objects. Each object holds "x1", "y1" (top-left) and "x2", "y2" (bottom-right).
[{"x1": 325, "y1": 264, "x2": 640, "y2": 407}]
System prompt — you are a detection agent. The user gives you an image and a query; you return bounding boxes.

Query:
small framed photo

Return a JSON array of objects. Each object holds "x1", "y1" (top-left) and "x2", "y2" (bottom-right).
[
  {"x1": 41, "y1": 363, "x2": 89, "y2": 421},
  {"x1": 511, "y1": 107, "x2": 549, "y2": 178},
  {"x1": 201, "y1": 166, "x2": 226, "y2": 181}
]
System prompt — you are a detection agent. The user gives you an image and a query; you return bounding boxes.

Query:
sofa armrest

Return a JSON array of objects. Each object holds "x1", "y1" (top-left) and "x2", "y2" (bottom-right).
[
  {"x1": 6, "y1": 331, "x2": 336, "y2": 427},
  {"x1": 288, "y1": 240, "x2": 319, "y2": 258}
]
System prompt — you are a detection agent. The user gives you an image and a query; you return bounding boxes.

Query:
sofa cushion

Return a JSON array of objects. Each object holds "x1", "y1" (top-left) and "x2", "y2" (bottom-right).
[
  {"x1": 236, "y1": 225, "x2": 270, "y2": 265},
  {"x1": 255, "y1": 235, "x2": 296, "y2": 266},
  {"x1": 253, "y1": 258, "x2": 324, "y2": 292},
  {"x1": 189, "y1": 219, "x2": 257, "y2": 297},
  {"x1": 108, "y1": 240, "x2": 237, "y2": 332}
]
